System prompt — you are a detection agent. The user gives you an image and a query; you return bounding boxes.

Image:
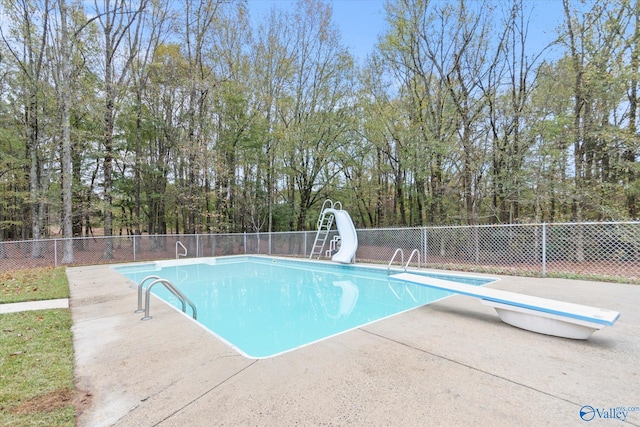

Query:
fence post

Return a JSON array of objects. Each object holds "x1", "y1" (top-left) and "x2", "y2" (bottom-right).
[
  {"x1": 542, "y1": 223, "x2": 547, "y2": 277},
  {"x1": 269, "y1": 231, "x2": 273, "y2": 255},
  {"x1": 422, "y1": 227, "x2": 428, "y2": 266},
  {"x1": 196, "y1": 234, "x2": 200, "y2": 258},
  {"x1": 243, "y1": 232, "x2": 247, "y2": 254},
  {"x1": 474, "y1": 226, "x2": 480, "y2": 264},
  {"x1": 54, "y1": 239, "x2": 58, "y2": 267},
  {"x1": 133, "y1": 236, "x2": 136, "y2": 262}
]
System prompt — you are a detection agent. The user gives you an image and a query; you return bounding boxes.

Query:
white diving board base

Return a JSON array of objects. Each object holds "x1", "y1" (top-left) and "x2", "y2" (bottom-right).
[
  {"x1": 481, "y1": 300, "x2": 603, "y2": 340},
  {"x1": 391, "y1": 273, "x2": 620, "y2": 340}
]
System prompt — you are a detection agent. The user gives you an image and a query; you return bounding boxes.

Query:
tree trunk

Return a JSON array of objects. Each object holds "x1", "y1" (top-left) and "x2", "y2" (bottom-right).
[
  {"x1": 627, "y1": 1, "x2": 640, "y2": 218},
  {"x1": 59, "y1": 0, "x2": 74, "y2": 264},
  {"x1": 103, "y1": 91, "x2": 115, "y2": 259}
]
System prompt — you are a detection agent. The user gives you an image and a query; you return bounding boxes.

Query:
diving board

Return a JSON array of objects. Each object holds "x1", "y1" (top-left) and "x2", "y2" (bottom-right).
[{"x1": 391, "y1": 273, "x2": 620, "y2": 340}]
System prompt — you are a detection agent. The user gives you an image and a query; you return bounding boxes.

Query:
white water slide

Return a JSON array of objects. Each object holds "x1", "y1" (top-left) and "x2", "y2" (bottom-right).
[{"x1": 323, "y1": 208, "x2": 358, "y2": 264}]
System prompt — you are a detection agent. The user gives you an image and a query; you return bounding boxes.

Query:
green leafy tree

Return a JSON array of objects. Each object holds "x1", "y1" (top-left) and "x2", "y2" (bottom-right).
[
  {"x1": 1, "y1": 0, "x2": 54, "y2": 254},
  {"x1": 275, "y1": 0, "x2": 355, "y2": 230}
]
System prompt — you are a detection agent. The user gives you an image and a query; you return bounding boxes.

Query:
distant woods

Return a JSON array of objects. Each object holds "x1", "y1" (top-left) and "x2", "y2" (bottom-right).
[{"x1": 1, "y1": 0, "x2": 638, "y2": 255}]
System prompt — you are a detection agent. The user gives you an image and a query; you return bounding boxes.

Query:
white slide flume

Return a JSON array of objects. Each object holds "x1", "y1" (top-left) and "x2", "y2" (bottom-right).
[{"x1": 323, "y1": 208, "x2": 358, "y2": 263}]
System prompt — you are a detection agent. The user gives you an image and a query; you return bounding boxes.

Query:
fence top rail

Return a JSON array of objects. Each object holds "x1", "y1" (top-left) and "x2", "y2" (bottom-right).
[
  {"x1": 0, "y1": 231, "x2": 314, "y2": 244},
  {"x1": 543, "y1": 221, "x2": 640, "y2": 227},
  {"x1": 364, "y1": 221, "x2": 640, "y2": 231},
  {"x1": 2, "y1": 221, "x2": 640, "y2": 244}
]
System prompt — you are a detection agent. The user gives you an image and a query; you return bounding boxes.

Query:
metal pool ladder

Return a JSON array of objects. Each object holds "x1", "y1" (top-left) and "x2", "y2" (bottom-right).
[
  {"x1": 387, "y1": 248, "x2": 421, "y2": 273},
  {"x1": 135, "y1": 275, "x2": 197, "y2": 321},
  {"x1": 176, "y1": 241, "x2": 187, "y2": 259}
]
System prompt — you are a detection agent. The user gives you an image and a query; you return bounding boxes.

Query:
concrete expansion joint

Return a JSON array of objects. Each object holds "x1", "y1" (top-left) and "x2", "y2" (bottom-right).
[
  {"x1": 360, "y1": 327, "x2": 583, "y2": 409},
  {"x1": 150, "y1": 360, "x2": 260, "y2": 426}
]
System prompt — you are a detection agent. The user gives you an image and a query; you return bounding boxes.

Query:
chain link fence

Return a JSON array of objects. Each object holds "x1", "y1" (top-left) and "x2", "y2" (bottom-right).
[
  {"x1": 357, "y1": 222, "x2": 640, "y2": 283},
  {"x1": 1, "y1": 222, "x2": 638, "y2": 283}
]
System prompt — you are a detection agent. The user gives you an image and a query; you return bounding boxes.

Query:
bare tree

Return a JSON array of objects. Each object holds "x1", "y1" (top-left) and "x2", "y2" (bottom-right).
[
  {"x1": 625, "y1": 0, "x2": 640, "y2": 218},
  {"x1": 278, "y1": 0, "x2": 355, "y2": 230},
  {"x1": 483, "y1": 0, "x2": 545, "y2": 223},
  {"x1": 382, "y1": 0, "x2": 500, "y2": 225},
  {"x1": 251, "y1": 6, "x2": 298, "y2": 232},
  {"x1": 183, "y1": 0, "x2": 223, "y2": 234},
  {"x1": 93, "y1": 0, "x2": 147, "y2": 258},
  {"x1": 55, "y1": 0, "x2": 74, "y2": 262},
  {"x1": 130, "y1": 0, "x2": 174, "y2": 236}
]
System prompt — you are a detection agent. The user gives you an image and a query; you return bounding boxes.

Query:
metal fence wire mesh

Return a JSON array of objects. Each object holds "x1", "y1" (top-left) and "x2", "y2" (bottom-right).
[{"x1": 1, "y1": 222, "x2": 638, "y2": 283}]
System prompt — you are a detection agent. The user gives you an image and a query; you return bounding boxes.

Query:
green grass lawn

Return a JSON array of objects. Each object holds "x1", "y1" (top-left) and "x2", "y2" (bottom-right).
[
  {"x1": 1, "y1": 267, "x2": 70, "y2": 303},
  {"x1": 0, "y1": 267, "x2": 76, "y2": 426}
]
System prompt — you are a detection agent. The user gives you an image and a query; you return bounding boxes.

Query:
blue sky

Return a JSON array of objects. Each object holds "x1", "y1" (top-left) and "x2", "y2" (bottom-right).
[
  {"x1": 247, "y1": 0, "x2": 566, "y2": 62},
  {"x1": 247, "y1": 0, "x2": 388, "y2": 61}
]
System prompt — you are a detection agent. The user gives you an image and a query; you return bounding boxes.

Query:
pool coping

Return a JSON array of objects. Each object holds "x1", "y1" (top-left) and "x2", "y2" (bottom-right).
[{"x1": 68, "y1": 262, "x2": 640, "y2": 426}]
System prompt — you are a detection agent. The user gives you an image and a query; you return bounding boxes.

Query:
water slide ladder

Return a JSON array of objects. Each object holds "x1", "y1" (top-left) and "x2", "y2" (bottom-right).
[
  {"x1": 309, "y1": 200, "x2": 342, "y2": 259},
  {"x1": 135, "y1": 275, "x2": 197, "y2": 321}
]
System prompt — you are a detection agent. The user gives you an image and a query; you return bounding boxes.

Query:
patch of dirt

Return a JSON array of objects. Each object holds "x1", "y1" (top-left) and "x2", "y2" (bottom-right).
[{"x1": 10, "y1": 387, "x2": 92, "y2": 415}]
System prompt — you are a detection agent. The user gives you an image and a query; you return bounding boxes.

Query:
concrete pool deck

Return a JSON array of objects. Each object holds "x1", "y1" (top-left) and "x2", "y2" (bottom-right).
[{"x1": 67, "y1": 264, "x2": 640, "y2": 426}]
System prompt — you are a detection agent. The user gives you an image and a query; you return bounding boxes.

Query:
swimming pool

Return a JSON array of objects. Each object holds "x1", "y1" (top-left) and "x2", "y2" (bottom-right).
[{"x1": 113, "y1": 256, "x2": 496, "y2": 358}]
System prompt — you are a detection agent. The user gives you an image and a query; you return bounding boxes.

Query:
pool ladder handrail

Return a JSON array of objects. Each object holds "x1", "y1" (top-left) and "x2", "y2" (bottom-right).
[
  {"x1": 405, "y1": 249, "x2": 421, "y2": 270},
  {"x1": 136, "y1": 275, "x2": 160, "y2": 313},
  {"x1": 135, "y1": 275, "x2": 197, "y2": 321},
  {"x1": 176, "y1": 241, "x2": 187, "y2": 259},
  {"x1": 387, "y1": 248, "x2": 404, "y2": 273},
  {"x1": 387, "y1": 248, "x2": 421, "y2": 273}
]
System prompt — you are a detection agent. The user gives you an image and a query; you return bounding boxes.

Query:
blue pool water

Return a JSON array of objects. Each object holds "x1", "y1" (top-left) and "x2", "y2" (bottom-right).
[{"x1": 113, "y1": 256, "x2": 495, "y2": 358}]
